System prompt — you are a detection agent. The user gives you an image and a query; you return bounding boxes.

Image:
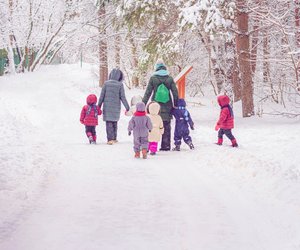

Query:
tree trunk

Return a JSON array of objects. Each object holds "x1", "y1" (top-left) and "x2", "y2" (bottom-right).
[
  {"x1": 98, "y1": 3, "x2": 108, "y2": 87},
  {"x1": 115, "y1": 34, "x2": 121, "y2": 68},
  {"x1": 236, "y1": 0, "x2": 254, "y2": 117},
  {"x1": 128, "y1": 34, "x2": 139, "y2": 87}
]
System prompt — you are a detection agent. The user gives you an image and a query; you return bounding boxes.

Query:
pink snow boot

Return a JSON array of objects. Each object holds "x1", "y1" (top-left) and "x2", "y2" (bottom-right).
[
  {"x1": 216, "y1": 138, "x2": 223, "y2": 145},
  {"x1": 231, "y1": 139, "x2": 238, "y2": 147}
]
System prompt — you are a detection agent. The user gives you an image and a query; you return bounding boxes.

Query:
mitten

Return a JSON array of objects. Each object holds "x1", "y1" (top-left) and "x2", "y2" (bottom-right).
[
  {"x1": 128, "y1": 131, "x2": 131, "y2": 136},
  {"x1": 215, "y1": 125, "x2": 220, "y2": 131},
  {"x1": 190, "y1": 124, "x2": 195, "y2": 130}
]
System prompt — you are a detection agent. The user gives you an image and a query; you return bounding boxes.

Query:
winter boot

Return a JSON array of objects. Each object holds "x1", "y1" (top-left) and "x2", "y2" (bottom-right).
[
  {"x1": 231, "y1": 139, "x2": 238, "y2": 147},
  {"x1": 150, "y1": 151, "x2": 156, "y2": 156},
  {"x1": 216, "y1": 138, "x2": 223, "y2": 146},
  {"x1": 142, "y1": 149, "x2": 148, "y2": 159},
  {"x1": 134, "y1": 151, "x2": 140, "y2": 158},
  {"x1": 172, "y1": 145, "x2": 180, "y2": 151},
  {"x1": 107, "y1": 140, "x2": 114, "y2": 145},
  {"x1": 187, "y1": 141, "x2": 195, "y2": 150},
  {"x1": 88, "y1": 136, "x2": 94, "y2": 144}
]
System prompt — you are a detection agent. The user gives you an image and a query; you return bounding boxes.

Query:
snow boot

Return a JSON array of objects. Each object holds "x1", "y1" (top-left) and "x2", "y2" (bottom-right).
[
  {"x1": 135, "y1": 151, "x2": 140, "y2": 158},
  {"x1": 231, "y1": 139, "x2": 238, "y2": 147},
  {"x1": 187, "y1": 141, "x2": 195, "y2": 150},
  {"x1": 107, "y1": 140, "x2": 114, "y2": 145},
  {"x1": 88, "y1": 136, "x2": 94, "y2": 144},
  {"x1": 172, "y1": 145, "x2": 180, "y2": 151},
  {"x1": 150, "y1": 151, "x2": 156, "y2": 156},
  {"x1": 142, "y1": 149, "x2": 147, "y2": 159},
  {"x1": 215, "y1": 138, "x2": 223, "y2": 146}
]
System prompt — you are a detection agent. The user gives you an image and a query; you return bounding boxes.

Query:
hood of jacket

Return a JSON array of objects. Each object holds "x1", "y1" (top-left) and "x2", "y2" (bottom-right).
[
  {"x1": 109, "y1": 68, "x2": 124, "y2": 82},
  {"x1": 178, "y1": 98, "x2": 186, "y2": 108},
  {"x1": 136, "y1": 102, "x2": 146, "y2": 112},
  {"x1": 87, "y1": 94, "x2": 97, "y2": 105},
  {"x1": 217, "y1": 95, "x2": 230, "y2": 107},
  {"x1": 130, "y1": 95, "x2": 143, "y2": 106},
  {"x1": 148, "y1": 102, "x2": 160, "y2": 115}
]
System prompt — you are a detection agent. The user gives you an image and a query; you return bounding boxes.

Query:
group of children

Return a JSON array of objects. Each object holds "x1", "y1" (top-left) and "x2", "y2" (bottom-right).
[{"x1": 80, "y1": 93, "x2": 238, "y2": 159}]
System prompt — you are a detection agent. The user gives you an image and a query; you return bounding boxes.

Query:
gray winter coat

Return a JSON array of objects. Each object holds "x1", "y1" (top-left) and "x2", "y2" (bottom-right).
[
  {"x1": 128, "y1": 102, "x2": 153, "y2": 138},
  {"x1": 98, "y1": 69, "x2": 130, "y2": 121}
]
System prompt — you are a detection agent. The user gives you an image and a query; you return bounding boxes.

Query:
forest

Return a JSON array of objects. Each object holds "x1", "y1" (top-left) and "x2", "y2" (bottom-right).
[{"x1": 1, "y1": 0, "x2": 300, "y2": 117}]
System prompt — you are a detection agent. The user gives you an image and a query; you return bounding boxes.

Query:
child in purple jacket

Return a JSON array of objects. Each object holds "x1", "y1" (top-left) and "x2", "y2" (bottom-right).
[
  {"x1": 171, "y1": 98, "x2": 195, "y2": 151},
  {"x1": 128, "y1": 102, "x2": 153, "y2": 159}
]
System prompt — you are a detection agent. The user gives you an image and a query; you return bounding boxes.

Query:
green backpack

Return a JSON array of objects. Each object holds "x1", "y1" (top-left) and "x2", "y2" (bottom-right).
[{"x1": 154, "y1": 83, "x2": 170, "y2": 103}]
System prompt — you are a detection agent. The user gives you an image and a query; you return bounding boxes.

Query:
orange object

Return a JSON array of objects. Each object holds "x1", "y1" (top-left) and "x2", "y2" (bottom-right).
[{"x1": 174, "y1": 66, "x2": 193, "y2": 99}]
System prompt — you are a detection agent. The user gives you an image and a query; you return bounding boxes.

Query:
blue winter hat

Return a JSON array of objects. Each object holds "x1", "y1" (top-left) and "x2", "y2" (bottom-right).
[{"x1": 178, "y1": 99, "x2": 186, "y2": 107}]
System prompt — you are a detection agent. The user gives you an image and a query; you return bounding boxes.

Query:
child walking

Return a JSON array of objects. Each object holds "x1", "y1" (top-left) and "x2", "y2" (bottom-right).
[
  {"x1": 80, "y1": 94, "x2": 102, "y2": 144},
  {"x1": 128, "y1": 102, "x2": 153, "y2": 159},
  {"x1": 147, "y1": 102, "x2": 164, "y2": 155},
  {"x1": 215, "y1": 95, "x2": 238, "y2": 147},
  {"x1": 172, "y1": 99, "x2": 195, "y2": 151}
]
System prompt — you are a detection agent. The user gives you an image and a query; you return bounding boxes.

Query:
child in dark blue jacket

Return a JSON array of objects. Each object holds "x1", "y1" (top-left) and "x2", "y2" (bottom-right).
[{"x1": 171, "y1": 99, "x2": 194, "y2": 151}]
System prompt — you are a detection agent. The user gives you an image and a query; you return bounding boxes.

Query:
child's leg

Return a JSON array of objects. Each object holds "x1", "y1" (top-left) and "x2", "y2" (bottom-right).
[
  {"x1": 85, "y1": 126, "x2": 93, "y2": 143},
  {"x1": 183, "y1": 131, "x2": 194, "y2": 149},
  {"x1": 140, "y1": 137, "x2": 149, "y2": 159},
  {"x1": 217, "y1": 129, "x2": 225, "y2": 145},
  {"x1": 91, "y1": 126, "x2": 97, "y2": 142},
  {"x1": 224, "y1": 129, "x2": 238, "y2": 147},
  {"x1": 133, "y1": 136, "x2": 141, "y2": 154},
  {"x1": 149, "y1": 142, "x2": 158, "y2": 154}
]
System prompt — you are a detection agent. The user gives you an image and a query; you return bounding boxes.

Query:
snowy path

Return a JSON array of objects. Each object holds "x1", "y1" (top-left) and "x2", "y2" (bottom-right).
[{"x1": 0, "y1": 65, "x2": 300, "y2": 250}]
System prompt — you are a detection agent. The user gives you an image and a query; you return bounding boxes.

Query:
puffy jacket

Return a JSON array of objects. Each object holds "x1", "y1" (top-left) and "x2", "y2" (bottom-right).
[
  {"x1": 172, "y1": 99, "x2": 194, "y2": 135},
  {"x1": 147, "y1": 102, "x2": 164, "y2": 142},
  {"x1": 128, "y1": 102, "x2": 152, "y2": 138},
  {"x1": 80, "y1": 94, "x2": 102, "y2": 126},
  {"x1": 98, "y1": 68, "x2": 130, "y2": 121},
  {"x1": 216, "y1": 95, "x2": 234, "y2": 129}
]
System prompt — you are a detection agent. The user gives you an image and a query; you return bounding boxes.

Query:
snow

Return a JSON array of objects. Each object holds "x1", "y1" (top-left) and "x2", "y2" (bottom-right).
[{"x1": 0, "y1": 64, "x2": 300, "y2": 250}]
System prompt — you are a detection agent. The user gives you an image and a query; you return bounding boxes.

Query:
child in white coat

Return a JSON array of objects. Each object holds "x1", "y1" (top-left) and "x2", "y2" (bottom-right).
[{"x1": 147, "y1": 102, "x2": 164, "y2": 155}]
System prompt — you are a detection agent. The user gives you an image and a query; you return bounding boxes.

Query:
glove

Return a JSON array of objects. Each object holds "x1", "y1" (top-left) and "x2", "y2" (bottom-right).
[
  {"x1": 190, "y1": 125, "x2": 194, "y2": 130},
  {"x1": 128, "y1": 131, "x2": 131, "y2": 136},
  {"x1": 215, "y1": 125, "x2": 220, "y2": 131},
  {"x1": 149, "y1": 130, "x2": 152, "y2": 133}
]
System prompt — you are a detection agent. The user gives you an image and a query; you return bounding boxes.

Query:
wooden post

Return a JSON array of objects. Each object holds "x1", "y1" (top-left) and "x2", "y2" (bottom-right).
[{"x1": 174, "y1": 65, "x2": 193, "y2": 99}]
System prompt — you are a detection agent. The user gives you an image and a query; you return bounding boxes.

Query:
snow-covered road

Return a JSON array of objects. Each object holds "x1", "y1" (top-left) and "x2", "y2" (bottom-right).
[{"x1": 0, "y1": 64, "x2": 299, "y2": 250}]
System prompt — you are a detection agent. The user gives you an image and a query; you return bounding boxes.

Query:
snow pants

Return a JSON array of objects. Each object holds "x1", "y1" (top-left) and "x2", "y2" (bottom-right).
[
  {"x1": 85, "y1": 126, "x2": 96, "y2": 141},
  {"x1": 106, "y1": 121, "x2": 118, "y2": 141},
  {"x1": 160, "y1": 121, "x2": 171, "y2": 151},
  {"x1": 174, "y1": 122, "x2": 192, "y2": 146},
  {"x1": 218, "y1": 128, "x2": 235, "y2": 140},
  {"x1": 134, "y1": 136, "x2": 149, "y2": 152}
]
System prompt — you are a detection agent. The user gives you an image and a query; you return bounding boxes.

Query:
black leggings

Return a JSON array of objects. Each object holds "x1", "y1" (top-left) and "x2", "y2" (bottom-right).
[{"x1": 218, "y1": 128, "x2": 235, "y2": 140}]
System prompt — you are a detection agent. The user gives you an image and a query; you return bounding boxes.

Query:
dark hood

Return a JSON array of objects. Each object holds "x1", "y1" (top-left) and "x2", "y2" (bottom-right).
[
  {"x1": 109, "y1": 68, "x2": 124, "y2": 82},
  {"x1": 178, "y1": 99, "x2": 186, "y2": 107}
]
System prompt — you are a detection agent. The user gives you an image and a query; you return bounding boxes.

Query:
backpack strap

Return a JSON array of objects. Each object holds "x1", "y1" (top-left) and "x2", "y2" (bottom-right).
[{"x1": 86, "y1": 104, "x2": 98, "y2": 117}]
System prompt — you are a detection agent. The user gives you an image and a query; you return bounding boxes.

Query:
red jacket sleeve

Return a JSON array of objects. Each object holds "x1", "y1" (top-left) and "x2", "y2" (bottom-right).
[
  {"x1": 80, "y1": 106, "x2": 87, "y2": 123},
  {"x1": 97, "y1": 106, "x2": 102, "y2": 116}
]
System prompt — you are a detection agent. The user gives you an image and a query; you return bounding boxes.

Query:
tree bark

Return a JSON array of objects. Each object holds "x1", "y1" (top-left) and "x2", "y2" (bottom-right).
[
  {"x1": 236, "y1": 0, "x2": 254, "y2": 117},
  {"x1": 128, "y1": 34, "x2": 139, "y2": 87},
  {"x1": 98, "y1": 3, "x2": 108, "y2": 87},
  {"x1": 115, "y1": 34, "x2": 121, "y2": 68}
]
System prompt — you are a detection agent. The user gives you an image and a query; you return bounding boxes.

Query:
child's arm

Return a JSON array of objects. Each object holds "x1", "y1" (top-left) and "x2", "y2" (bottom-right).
[
  {"x1": 146, "y1": 117, "x2": 153, "y2": 131},
  {"x1": 97, "y1": 106, "x2": 102, "y2": 116},
  {"x1": 80, "y1": 106, "x2": 86, "y2": 124},
  {"x1": 216, "y1": 109, "x2": 228, "y2": 126},
  {"x1": 128, "y1": 117, "x2": 135, "y2": 132},
  {"x1": 186, "y1": 110, "x2": 194, "y2": 129}
]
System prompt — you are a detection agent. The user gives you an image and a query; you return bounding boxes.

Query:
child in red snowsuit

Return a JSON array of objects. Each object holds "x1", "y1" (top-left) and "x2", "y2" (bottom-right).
[
  {"x1": 80, "y1": 94, "x2": 102, "y2": 144},
  {"x1": 215, "y1": 95, "x2": 238, "y2": 147}
]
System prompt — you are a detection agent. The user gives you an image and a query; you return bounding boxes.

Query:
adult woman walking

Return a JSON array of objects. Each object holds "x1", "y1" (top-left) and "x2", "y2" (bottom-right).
[
  {"x1": 98, "y1": 68, "x2": 130, "y2": 145},
  {"x1": 142, "y1": 59, "x2": 178, "y2": 151}
]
